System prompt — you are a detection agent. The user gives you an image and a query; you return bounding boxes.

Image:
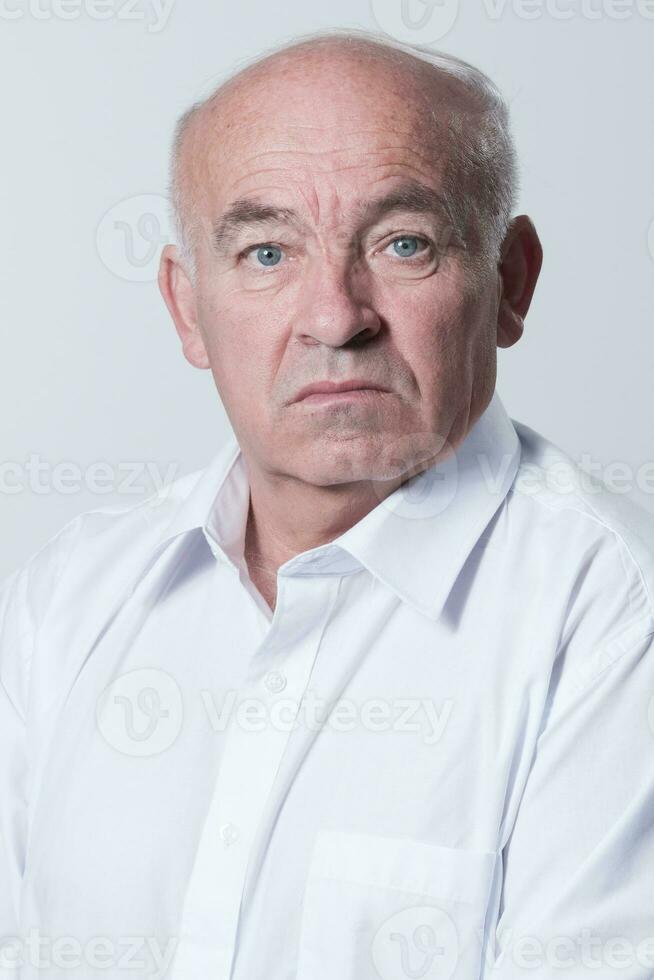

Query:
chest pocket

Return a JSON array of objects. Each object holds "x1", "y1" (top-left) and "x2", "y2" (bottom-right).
[{"x1": 297, "y1": 829, "x2": 498, "y2": 980}]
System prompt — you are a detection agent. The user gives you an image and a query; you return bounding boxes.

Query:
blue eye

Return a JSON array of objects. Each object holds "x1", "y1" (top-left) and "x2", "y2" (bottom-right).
[
  {"x1": 391, "y1": 236, "x2": 422, "y2": 258},
  {"x1": 254, "y1": 245, "x2": 282, "y2": 267}
]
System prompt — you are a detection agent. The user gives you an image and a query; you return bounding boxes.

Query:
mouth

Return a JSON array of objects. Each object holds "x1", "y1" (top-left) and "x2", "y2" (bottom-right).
[
  {"x1": 291, "y1": 380, "x2": 389, "y2": 405},
  {"x1": 297, "y1": 389, "x2": 387, "y2": 408}
]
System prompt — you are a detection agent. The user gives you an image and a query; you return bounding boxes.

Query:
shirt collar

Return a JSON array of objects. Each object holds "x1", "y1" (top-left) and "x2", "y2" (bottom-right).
[{"x1": 157, "y1": 389, "x2": 521, "y2": 622}]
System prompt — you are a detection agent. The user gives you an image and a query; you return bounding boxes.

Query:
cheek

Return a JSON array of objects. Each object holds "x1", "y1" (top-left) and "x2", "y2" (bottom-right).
[
  {"x1": 386, "y1": 272, "x2": 494, "y2": 401},
  {"x1": 197, "y1": 293, "x2": 286, "y2": 407},
  {"x1": 387, "y1": 281, "x2": 471, "y2": 367}
]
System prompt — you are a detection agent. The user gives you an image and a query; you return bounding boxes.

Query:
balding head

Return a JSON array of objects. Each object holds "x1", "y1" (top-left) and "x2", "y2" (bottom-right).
[{"x1": 168, "y1": 29, "x2": 518, "y2": 285}]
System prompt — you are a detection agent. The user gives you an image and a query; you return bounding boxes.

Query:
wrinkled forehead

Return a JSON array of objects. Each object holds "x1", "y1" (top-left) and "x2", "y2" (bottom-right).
[{"x1": 179, "y1": 52, "x2": 469, "y2": 235}]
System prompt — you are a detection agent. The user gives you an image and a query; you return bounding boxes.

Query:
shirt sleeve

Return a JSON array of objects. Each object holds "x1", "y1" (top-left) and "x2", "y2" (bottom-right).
[
  {"x1": 0, "y1": 519, "x2": 83, "y2": 977},
  {"x1": 484, "y1": 624, "x2": 654, "y2": 979},
  {"x1": 0, "y1": 565, "x2": 32, "y2": 976}
]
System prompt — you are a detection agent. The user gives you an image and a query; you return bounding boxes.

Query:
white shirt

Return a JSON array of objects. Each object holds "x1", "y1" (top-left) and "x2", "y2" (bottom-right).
[{"x1": 2, "y1": 389, "x2": 654, "y2": 980}]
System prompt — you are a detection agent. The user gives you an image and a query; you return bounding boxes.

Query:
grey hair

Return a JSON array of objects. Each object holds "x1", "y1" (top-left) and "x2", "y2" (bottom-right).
[{"x1": 167, "y1": 27, "x2": 519, "y2": 285}]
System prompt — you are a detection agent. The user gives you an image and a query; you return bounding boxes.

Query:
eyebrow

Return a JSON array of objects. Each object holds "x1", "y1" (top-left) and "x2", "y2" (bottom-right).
[{"x1": 211, "y1": 181, "x2": 456, "y2": 256}]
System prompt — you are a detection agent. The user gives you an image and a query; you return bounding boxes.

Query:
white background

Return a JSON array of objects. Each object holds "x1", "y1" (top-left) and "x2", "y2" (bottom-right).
[{"x1": 1, "y1": 0, "x2": 653, "y2": 581}]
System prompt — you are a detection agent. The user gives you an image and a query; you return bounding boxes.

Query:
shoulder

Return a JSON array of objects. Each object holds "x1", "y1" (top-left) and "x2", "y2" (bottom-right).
[
  {"x1": 506, "y1": 419, "x2": 654, "y2": 677},
  {"x1": 0, "y1": 459, "x2": 212, "y2": 714},
  {"x1": 0, "y1": 459, "x2": 209, "y2": 637}
]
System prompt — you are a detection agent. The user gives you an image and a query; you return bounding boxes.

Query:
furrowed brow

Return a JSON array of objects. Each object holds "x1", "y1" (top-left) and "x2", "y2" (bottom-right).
[
  {"x1": 354, "y1": 181, "x2": 455, "y2": 230},
  {"x1": 211, "y1": 181, "x2": 458, "y2": 257},
  {"x1": 212, "y1": 200, "x2": 301, "y2": 255}
]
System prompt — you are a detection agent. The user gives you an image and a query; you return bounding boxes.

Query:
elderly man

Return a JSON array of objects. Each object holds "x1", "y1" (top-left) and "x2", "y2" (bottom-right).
[{"x1": 2, "y1": 26, "x2": 654, "y2": 980}]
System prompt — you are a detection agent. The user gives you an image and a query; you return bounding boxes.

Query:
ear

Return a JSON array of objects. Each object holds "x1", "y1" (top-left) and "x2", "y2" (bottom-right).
[
  {"x1": 158, "y1": 244, "x2": 210, "y2": 369},
  {"x1": 496, "y1": 215, "x2": 543, "y2": 349}
]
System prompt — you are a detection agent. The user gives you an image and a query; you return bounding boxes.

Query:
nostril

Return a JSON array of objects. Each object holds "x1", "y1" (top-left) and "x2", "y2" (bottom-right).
[{"x1": 344, "y1": 332, "x2": 374, "y2": 350}]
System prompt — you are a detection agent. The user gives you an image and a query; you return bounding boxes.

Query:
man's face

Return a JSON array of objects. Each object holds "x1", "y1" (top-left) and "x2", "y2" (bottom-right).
[{"x1": 175, "y1": 51, "x2": 501, "y2": 487}]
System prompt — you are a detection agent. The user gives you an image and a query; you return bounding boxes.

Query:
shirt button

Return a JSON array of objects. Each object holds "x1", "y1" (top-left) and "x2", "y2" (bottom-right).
[
  {"x1": 264, "y1": 670, "x2": 287, "y2": 694},
  {"x1": 219, "y1": 822, "x2": 239, "y2": 846}
]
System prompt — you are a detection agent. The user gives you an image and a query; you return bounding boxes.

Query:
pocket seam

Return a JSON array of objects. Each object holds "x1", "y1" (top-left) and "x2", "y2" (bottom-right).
[{"x1": 308, "y1": 829, "x2": 498, "y2": 907}]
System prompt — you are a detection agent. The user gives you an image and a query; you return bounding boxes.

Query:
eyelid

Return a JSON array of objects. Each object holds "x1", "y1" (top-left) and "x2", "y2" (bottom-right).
[
  {"x1": 379, "y1": 233, "x2": 434, "y2": 256},
  {"x1": 239, "y1": 242, "x2": 287, "y2": 266},
  {"x1": 238, "y1": 233, "x2": 436, "y2": 267},
  {"x1": 240, "y1": 242, "x2": 283, "y2": 256},
  {"x1": 383, "y1": 232, "x2": 431, "y2": 245}
]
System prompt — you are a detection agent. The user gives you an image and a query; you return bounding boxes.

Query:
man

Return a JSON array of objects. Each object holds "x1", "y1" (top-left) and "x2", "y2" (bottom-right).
[{"x1": 2, "y1": 26, "x2": 654, "y2": 980}]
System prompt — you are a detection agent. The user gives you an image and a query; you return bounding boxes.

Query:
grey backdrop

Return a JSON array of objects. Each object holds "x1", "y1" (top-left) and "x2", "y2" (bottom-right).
[{"x1": 2, "y1": 0, "x2": 653, "y2": 582}]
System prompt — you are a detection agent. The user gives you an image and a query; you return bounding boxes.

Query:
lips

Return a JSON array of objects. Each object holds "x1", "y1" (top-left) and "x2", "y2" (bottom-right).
[{"x1": 292, "y1": 379, "x2": 388, "y2": 403}]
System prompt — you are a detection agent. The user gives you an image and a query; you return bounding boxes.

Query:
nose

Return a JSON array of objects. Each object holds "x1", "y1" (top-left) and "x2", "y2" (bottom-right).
[{"x1": 293, "y1": 256, "x2": 382, "y2": 348}]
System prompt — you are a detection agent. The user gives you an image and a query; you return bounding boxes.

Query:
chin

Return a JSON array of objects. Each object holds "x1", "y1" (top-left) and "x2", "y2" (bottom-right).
[{"x1": 291, "y1": 434, "x2": 418, "y2": 488}]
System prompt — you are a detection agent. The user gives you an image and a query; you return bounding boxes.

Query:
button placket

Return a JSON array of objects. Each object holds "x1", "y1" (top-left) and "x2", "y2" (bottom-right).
[{"x1": 170, "y1": 574, "x2": 342, "y2": 980}]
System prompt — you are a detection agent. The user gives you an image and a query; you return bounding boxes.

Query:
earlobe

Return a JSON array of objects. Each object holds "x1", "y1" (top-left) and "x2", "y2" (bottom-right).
[
  {"x1": 497, "y1": 308, "x2": 524, "y2": 349},
  {"x1": 157, "y1": 244, "x2": 210, "y2": 370}
]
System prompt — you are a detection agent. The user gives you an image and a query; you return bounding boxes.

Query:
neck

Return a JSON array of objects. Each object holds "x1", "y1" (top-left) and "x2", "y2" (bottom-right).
[{"x1": 242, "y1": 463, "x2": 400, "y2": 612}]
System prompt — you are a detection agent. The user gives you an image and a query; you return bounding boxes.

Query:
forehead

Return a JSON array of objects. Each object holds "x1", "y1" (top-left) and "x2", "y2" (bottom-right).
[{"x1": 183, "y1": 51, "x2": 461, "y2": 228}]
